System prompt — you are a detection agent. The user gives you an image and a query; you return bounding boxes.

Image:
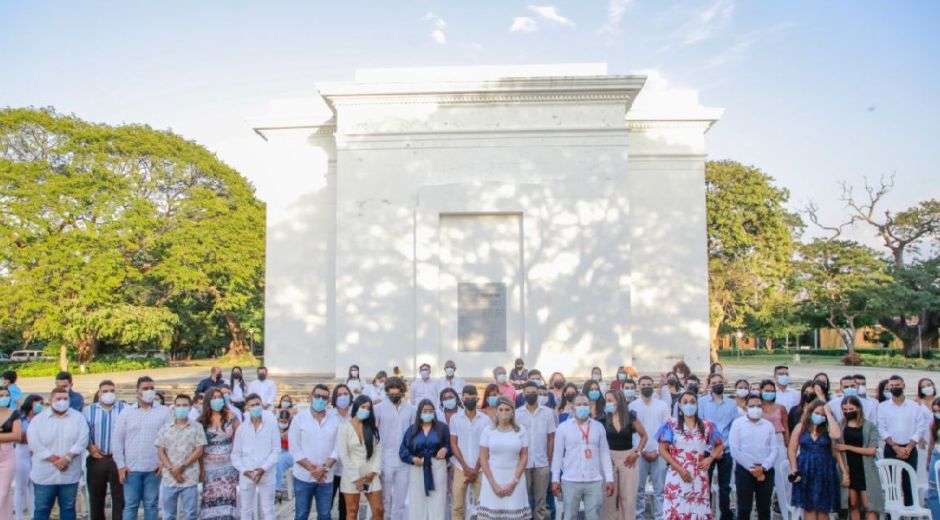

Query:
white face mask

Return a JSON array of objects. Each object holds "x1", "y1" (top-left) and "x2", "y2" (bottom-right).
[
  {"x1": 445, "y1": 367, "x2": 455, "y2": 377},
  {"x1": 100, "y1": 392, "x2": 117, "y2": 405},
  {"x1": 735, "y1": 388, "x2": 749, "y2": 398},
  {"x1": 856, "y1": 385, "x2": 866, "y2": 397},
  {"x1": 746, "y1": 406, "x2": 763, "y2": 420},
  {"x1": 923, "y1": 386, "x2": 936, "y2": 397},
  {"x1": 420, "y1": 370, "x2": 430, "y2": 380},
  {"x1": 52, "y1": 400, "x2": 69, "y2": 413},
  {"x1": 496, "y1": 373, "x2": 507, "y2": 384},
  {"x1": 350, "y1": 370, "x2": 359, "y2": 378},
  {"x1": 140, "y1": 390, "x2": 156, "y2": 404},
  {"x1": 537, "y1": 395, "x2": 549, "y2": 406}
]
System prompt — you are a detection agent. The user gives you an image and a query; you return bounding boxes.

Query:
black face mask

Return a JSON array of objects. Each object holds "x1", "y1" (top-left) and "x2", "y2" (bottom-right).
[
  {"x1": 667, "y1": 378, "x2": 678, "y2": 386},
  {"x1": 463, "y1": 398, "x2": 477, "y2": 410},
  {"x1": 524, "y1": 394, "x2": 538, "y2": 405},
  {"x1": 640, "y1": 387, "x2": 654, "y2": 398},
  {"x1": 553, "y1": 381, "x2": 564, "y2": 389},
  {"x1": 844, "y1": 411, "x2": 858, "y2": 421},
  {"x1": 258, "y1": 373, "x2": 267, "y2": 381},
  {"x1": 564, "y1": 393, "x2": 576, "y2": 401},
  {"x1": 890, "y1": 387, "x2": 904, "y2": 398},
  {"x1": 232, "y1": 372, "x2": 241, "y2": 379},
  {"x1": 803, "y1": 393, "x2": 815, "y2": 403},
  {"x1": 388, "y1": 394, "x2": 402, "y2": 404},
  {"x1": 711, "y1": 384, "x2": 724, "y2": 395},
  {"x1": 687, "y1": 384, "x2": 699, "y2": 394}
]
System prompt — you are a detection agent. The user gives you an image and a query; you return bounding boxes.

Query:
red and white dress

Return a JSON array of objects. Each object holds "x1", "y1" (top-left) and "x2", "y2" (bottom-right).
[{"x1": 655, "y1": 417, "x2": 723, "y2": 520}]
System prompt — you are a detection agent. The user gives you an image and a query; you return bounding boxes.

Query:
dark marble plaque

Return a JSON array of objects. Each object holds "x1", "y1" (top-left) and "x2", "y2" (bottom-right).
[{"x1": 458, "y1": 282, "x2": 507, "y2": 352}]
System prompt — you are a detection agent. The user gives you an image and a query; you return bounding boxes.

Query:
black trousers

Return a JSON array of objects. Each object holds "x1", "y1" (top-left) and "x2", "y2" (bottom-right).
[
  {"x1": 734, "y1": 464, "x2": 774, "y2": 520},
  {"x1": 884, "y1": 443, "x2": 918, "y2": 506},
  {"x1": 708, "y1": 453, "x2": 734, "y2": 519},
  {"x1": 86, "y1": 455, "x2": 124, "y2": 520}
]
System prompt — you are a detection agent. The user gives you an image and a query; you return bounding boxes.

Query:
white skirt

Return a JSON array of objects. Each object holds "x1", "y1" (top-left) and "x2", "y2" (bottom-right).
[{"x1": 477, "y1": 465, "x2": 531, "y2": 520}]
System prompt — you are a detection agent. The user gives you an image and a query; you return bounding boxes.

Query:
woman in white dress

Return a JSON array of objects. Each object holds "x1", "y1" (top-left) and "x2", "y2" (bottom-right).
[
  {"x1": 337, "y1": 395, "x2": 383, "y2": 519},
  {"x1": 477, "y1": 396, "x2": 531, "y2": 520}
]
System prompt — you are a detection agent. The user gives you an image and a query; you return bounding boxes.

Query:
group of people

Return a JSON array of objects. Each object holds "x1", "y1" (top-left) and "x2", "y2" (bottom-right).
[{"x1": 0, "y1": 360, "x2": 938, "y2": 520}]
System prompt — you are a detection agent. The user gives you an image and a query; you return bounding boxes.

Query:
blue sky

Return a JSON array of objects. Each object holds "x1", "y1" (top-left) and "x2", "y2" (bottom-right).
[{"x1": 1, "y1": 1, "x2": 938, "y2": 243}]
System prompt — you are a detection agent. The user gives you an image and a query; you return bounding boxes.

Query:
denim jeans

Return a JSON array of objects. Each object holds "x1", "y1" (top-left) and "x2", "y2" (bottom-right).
[
  {"x1": 276, "y1": 449, "x2": 293, "y2": 492},
  {"x1": 160, "y1": 485, "x2": 198, "y2": 520},
  {"x1": 928, "y1": 450, "x2": 940, "y2": 519},
  {"x1": 635, "y1": 454, "x2": 666, "y2": 519},
  {"x1": 33, "y1": 483, "x2": 78, "y2": 520},
  {"x1": 292, "y1": 477, "x2": 333, "y2": 520},
  {"x1": 122, "y1": 470, "x2": 160, "y2": 520},
  {"x1": 560, "y1": 480, "x2": 603, "y2": 520}
]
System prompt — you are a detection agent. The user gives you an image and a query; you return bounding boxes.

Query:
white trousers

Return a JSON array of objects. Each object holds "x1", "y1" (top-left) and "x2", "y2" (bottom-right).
[
  {"x1": 13, "y1": 445, "x2": 31, "y2": 520},
  {"x1": 381, "y1": 464, "x2": 410, "y2": 520},
  {"x1": 407, "y1": 459, "x2": 447, "y2": 520},
  {"x1": 238, "y1": 476, "x2": 275, "y2": 520}
]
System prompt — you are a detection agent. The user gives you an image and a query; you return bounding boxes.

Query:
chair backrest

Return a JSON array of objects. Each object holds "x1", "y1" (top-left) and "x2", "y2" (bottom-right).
[
  {"x1": 778, "y1": 458, "x2": 793, "y2": 507},
  {"x1": 876, "y1": 458, "x2": 920, "y2": 509},
  {"x1": 934, "y1": 459, "x2": 940, "y2": 497}
]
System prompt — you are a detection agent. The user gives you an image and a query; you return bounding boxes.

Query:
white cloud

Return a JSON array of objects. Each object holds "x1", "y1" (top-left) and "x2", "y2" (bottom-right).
[
  {"x1": 510, "y1": 16, "x2": 538, "y2": 33},
  {"x1": 681, "y1": 0, "x2": 734, "y2": 45},
  {"x1": 598, "y1": 0, "x2": 633, "y2": 35},
  {"x1": 527, "y1": 5, "x2": 575, "y2": 28},
  {"x1": 422, "y1": 12, "x2": 447, "y2": 44}
]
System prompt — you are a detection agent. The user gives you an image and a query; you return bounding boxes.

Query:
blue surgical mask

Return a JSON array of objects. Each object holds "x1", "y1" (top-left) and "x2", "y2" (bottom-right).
[
  {"x1": 761, "y1": 392, "x2": 776, "y2": 402},
  {"x1": 843, "y1": 387, "x2": 858, "y2": 397},
  {"x1": 248, "y1": 406, "x2": 262, "y2": 419},
  {"x1": 575, "y1": 405, "x2": 591, "y2": 419},
  {"x1": 421, "y1": 412, "x2": 435, "y2": 423},
  {"x1": 934, "y1": 412, "x2": 940, "y2": 421},
  {"x1": 623, "y1": 389, "x2": 636, "y2": 399},
  {"x1": 175, "y1": 406, "x2": 190, "y2": 420},
  {"x1": 223, "y1": 394, "x2": 231, "y2": 405},
  {"x1": 681, "y1": 404, "x2": 698, "y2": 416},
  {"x1": 336, "y1": 395, "x2": 351, "y2": 409},
  {"x1": 356, "y1": 408, "x2": 371, "y2": 421},
  {"x1": 32, "y1": 403, "x2": 43, "y2": 415},
  {"x1": 617, "y1": 373, "x2": 627, "y2": 381},
  {"x1": 777, "y1": 375, "x2": 790, "y2": 386},
  {"x1": 487, "y1": 396, "x2": 498, "y2": 407},
  {"x1": 588, "y1": 390, "x2": 601, "y2": 401},
  {"x1": 604, "y1": 402, "x2": 616, "y2": 414},
  {"x1": 592, "y1": 374, "x2": 601, "y2": 382},
  {"x1": 0, "y1": 397, "x2": 10, "y2": 408},
  {"x1": 883, "y1": 391, "x2": 892, "y2": 400},
  {"x1": 811, "y1": 413, "x2": 826, "y2": 425},
  {"x1": 311, "y1": 397, "x2": 328, "y2": 412},
  {"x1": 442, "y1": 398, "x2": 457, "y2": 410},
  {"x1": 209, "y1": 398, "x2": 224, "y2": 411}
]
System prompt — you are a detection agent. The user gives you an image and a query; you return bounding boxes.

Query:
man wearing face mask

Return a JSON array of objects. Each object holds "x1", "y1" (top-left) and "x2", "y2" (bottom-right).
[
  {"x1": 828, "y1": 375, "x2": 878, "y2": 423},
  {"x1": 551, "y1": 395, "x2": 615, "y2": 520},
  {"x1": 289, "y1": 384, "x2": 339, "y2": 520},
  {"x1": 85, "y1": 380, "x2": 127, "y2": 520},
  {"x1": 493, "y1": 366, "x2": 518, "y2": 402},
  {"x1": 195, "y1": 367, "x2": 225, "y2": 396},
  {"x1": 516, "y1": 381, "x2": 556, "y2": 520},
  {"x1": 247, "y1": 366, "x2": 277, "y2": 410},
  {"x1": 54, "y1": 371, "x2": 84, "y2": 412},
  {"x1": 877, "y1": 374, "x2": 928, "y2": 507},
  {"x1": 728, "y1": 394, "x2": 777, "y2": 520},
  {"x1": 112, "y1": 376, "x2": 171, "y2": 520},
  {"x1": 373, "y1": 377, "x2": 416, "y2": 519},
  {"x1": 154, "y1": 394, "x2": 206, "y2": 520},
  {"x1": 449, "y1": 385, "x2": 490, "y2": 520},
  {"x1": 437, "y1": 360, "x2": 465, "y2": 396},
  {"x1": 232, "y1": 394, "x2": 280, "y2": 520},
  {"x1": 772, "y1": 366, "x2": 800, "y2": 412},
  {"x1": 697, "y1": 373, "x2": 738, "y2": 520},
  {"x1": 410, "y1": 363, "x2": 439, "y2": 407},
  {"x1": 28, "y1": 386, "x2": 89, "y2": 520},
  {"x1": 629, "y1": 375, "x2": 670, "y2": 519}
]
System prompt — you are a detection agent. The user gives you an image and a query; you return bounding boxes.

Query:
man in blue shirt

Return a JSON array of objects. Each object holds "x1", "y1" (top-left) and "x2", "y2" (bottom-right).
[
  {"x1": 194, "y1": 366, "x2": 225, "y2": 395},
  {"x1": 698, "y1": 372, "x2": 740, "y2": 520},
  {"x1": 56, "y1": 371, "x2": 85, "y2": 411},
  {"x1": 1, "y1": 370, "x2": 23, "y2": 406}
]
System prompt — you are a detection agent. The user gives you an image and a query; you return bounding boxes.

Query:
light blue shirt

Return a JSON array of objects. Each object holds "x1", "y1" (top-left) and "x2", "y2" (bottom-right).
[{"x1": 697, "y1": 393, "x2": 741, "y2": 445}]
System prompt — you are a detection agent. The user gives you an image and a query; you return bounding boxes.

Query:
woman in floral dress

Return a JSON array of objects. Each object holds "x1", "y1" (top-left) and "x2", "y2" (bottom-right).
[
  {"x1": 198, "y1": 387, "x2": 240, "y2": 520},
  {"x1": 656, "y1": 391, "x2": 724, "y2": 519}
]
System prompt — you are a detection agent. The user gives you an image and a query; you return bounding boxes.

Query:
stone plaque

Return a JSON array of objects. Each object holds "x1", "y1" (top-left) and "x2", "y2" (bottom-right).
[{"x1": 458, "y1": 282, "x2": 507, "y2": 352}]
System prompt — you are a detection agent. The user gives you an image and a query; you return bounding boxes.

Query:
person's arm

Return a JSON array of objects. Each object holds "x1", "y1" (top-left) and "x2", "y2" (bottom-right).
[
  {"x1": 479, "y1": 444, "x2": 500, "y2": 494},
  {"x1": 26, "y1": 416, "x2": 54, "y2": 461},
  {"x1": 68, "y1": 414, "x2": 89, "y2": 459},
  {"x1": 825, "y1": 405, "x2": 842, "y2": 439},
  {"x1": 780, "y1": 406, "x2": 791, "y2": 447},
  {"x1": 876, "y1": 403, "x2": 891, "y2": 446},
  {"x1": 787, "y1": 423, "x2": 802, "y2": 475},
  {"x1": 550, "y1": 425, "x2": 564, "y2": 483},
  {"x1": 546, "y1": 431, "x2": 555, "y2": 466},
  {"x1": 450, "y1": 431, "x2": 471, "y2": 472},
  {"x1": 288, "y1": 418, "x2": 316, "y2": 473},
  {"x1": 633, "y1": 417, "x2": 648, "y2": 454},
  {"x1": 598, "y1": 428, "x2": 614, "y2": 485},
  {"x1": 763, "y1": 424, "x2": 778, "y2": 470},
  {"x1": 0, "y1": 417, "x2": 21, "y2": 443},
  {"x1": 727, "y1": 421, "x2": 740, "y2": 463},
  {"x1": 112, "y1": 412, "x2": 127, "y2": 470},
  {"x1": 399, "y1": 426, "x2": 419, "y2": 466},
  {"x1": 157, "y1": 446, "x2": 174, "y2": 472},
  {"x1": 230, "y1": 429, "x2": 247, "y2": 474},
  {"x1": 261, "y1": 425, "x2": 280, "y2": 474}
]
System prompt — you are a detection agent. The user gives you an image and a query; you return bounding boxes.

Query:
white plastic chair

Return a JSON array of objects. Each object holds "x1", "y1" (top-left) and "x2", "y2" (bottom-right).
[
  {"x1": 876, "y1": 458, "x2": 931, "y2": 519},
  {"x1": 775, "y1": 459, "x2": 802, "y2": 520}
]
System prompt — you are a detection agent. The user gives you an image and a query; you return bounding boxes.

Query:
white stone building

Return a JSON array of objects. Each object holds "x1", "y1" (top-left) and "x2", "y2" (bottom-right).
[{"x1": 252, "y1": 64, "x2": 721, "y2": 378}]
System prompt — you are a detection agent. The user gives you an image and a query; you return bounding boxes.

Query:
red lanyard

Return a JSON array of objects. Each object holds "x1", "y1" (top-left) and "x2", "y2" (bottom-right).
[{"x1": 576, "y1": 420, "x2": 591, "y2": 444}]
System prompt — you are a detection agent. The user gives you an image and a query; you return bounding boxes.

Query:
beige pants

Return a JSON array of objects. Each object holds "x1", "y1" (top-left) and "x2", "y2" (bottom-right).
[
  {"x1": 525, "y1": 466, "x2": 551, "y2": 520},
  {"x1": 602, "y1": 450, "x2": 638, "y2": 520},
  {"x1": 452, "y1": 466, "x2": 482, "y2": 520}
]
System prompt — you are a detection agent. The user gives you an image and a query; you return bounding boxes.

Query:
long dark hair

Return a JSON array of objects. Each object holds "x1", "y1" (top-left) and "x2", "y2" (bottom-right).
[
  {"x1": 581, "y1": 379, "x2": 604, "y2": 417},
  {"x1": 840, "y1": 395, "x2": 865, "y2": 425},
  {"x1": 409, "y1": 398, "x2": 441, "y2": 447},
  {"x1": 230, "y1": 366, "x2": 246, "y2": 393},
  {"x1": 676, "y1": 391, "x2": 705, "y2": 435},
  {"x1": 21, "y1": 394, "x2": 42, "y2": 418},
  {"x1": 439, "y1": 387, "x2": 461, "y2": 411},
  {"x1": 351, "y1": 395, "x2": 380, "y2": 460},
  {"x1": 877, "y1": 379, "x2": 889, "y2": 403},
  {"x1": 604, "y1": 390, "x2": 633, "y2": 434},
  {"x1": 482, "y1": 384, "x2": 500, "y2": 409},
  {"x1": 800, "y1": 399, "x2": 829, "y2": 434},
  {"x1": 331, "y1": 384, "x2": 351, "y2": 407},
  {"x1": 931, "y1": 397, "x2": 940, "y2": 444},
  {"x1": 558, "y1": 383, "x2": 579, "y2": 411},
  {"x1": 199, "y1": 387, "x2": 233, "y2": 428}
]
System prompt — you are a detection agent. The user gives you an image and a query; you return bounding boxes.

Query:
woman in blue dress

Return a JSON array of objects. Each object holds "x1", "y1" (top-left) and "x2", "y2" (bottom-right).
[
  {"x1": 787, "y1": 399, "x2": 845, "y2": 520},
  {"x1": 400, "y1": 399, "x2": 452, "y2": 520}
]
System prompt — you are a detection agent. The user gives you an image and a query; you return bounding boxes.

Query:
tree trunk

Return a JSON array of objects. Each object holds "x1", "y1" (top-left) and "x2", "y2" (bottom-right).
[
  {"x1": 72, "y1": 335, "x2": 97, "y2": 363},
  {"x1": 59, "y1": 343, "x2": 68, "y2": 372},
  {"x1": 880, "y1": 312, "x2": 940, "y2": 357},
  {"x1": 206, "y1": 286, "x2": 251, "y2": 359},
  {"x1": 840, "y1": 327, "x2": 856, "y2": 356},
  {"x1": 709, "y1": 323, "x2": 721, "y2": 363}
]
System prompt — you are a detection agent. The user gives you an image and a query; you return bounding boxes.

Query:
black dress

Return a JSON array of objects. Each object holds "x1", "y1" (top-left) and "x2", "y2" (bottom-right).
[
  {"x1": 843, "y1": 424, "x2": 866, "y2": 491},
  {"x1": 0, "y1": 410, "x2": 19, "y2": 433}
]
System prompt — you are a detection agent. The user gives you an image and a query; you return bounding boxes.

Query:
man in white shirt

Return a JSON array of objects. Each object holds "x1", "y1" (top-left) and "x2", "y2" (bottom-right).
[
  {"x1": 289, "y1": 384, "x2": 340, "y2": 520},
  {"x1": 450, "y1": 385, "x2": 491, "y2": 520},
  {"x1": 113, "y1": 375, "x2": 172, "y2": 520},
  {"x1": 516, "y1": 381, "x2": 556, "y2": 520},
  {"x1": 772, "y1": 365, "x2": 801, "y2": 412},
  {"x1": 374, "y1": 377, "x2": 416, "y2": 519},
  {"x1": 28, "y1": 387, "x2": 89, "y2": 520},
  {"x1": 410, "y1": 363, "x2": 438, "y2": 407},
  {"x1": 551, "y1": 395, "x2": 614, "y2": 520},
  {"x1": 629, "y1": 375, "x2": 670, "y2": 519},
  {"x1": 247, "y1": 366, "x2": 277, "y2": 409},
  {"x1": 878, "y1": 375, "x2": 928, "y2": 506},
  {"x1": 729, "y1": 394, "x2": 778, "y2": 520},
  {"x1": 829, "y1": 375, "x2": 877, "y2": 423},
  {"x1": 854, "y1": 374, "x2": 881, "y2": 420},
  {"x1": 232, "y1": 394, "x2": 280, "y2": 520},
  {"x1": 437, "y1": 360, "x2": 465, "y2": 396},
  {"x1": 155, "y1": 394, "x2": 206, "y2": 520}
]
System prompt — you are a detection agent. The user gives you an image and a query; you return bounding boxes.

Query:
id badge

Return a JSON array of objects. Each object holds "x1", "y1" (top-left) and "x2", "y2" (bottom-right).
[{"x1": 584, "y1": 448, "x2": 593, "y2": 459}]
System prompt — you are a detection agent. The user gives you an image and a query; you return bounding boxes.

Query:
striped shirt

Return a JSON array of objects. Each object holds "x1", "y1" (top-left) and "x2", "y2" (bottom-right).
[{"x1": 84, "y1": 401, "x2": 126, "y2": 455}]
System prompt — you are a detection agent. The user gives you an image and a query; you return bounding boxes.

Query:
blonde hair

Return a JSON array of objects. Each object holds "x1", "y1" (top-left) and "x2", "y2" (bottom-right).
[{"x1": 491, "y1": 396, "x2": 520, "y2": 432}]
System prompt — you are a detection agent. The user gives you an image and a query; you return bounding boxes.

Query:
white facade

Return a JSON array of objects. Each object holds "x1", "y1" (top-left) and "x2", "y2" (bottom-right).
[{"x1": 253, "y1": 64, "x2": 721, "y2": 378}]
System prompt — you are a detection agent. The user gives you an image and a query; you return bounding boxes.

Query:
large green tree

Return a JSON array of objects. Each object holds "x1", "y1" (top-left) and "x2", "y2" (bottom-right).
[
  {"x1": 0, "y1": 107, "x2": 264, "y2": 362},
  {"x1": 706, "y1": 160, "x2": 803, "y2": 359}
]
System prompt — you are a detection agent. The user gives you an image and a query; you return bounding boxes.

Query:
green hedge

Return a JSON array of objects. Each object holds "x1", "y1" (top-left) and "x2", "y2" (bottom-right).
[
  {"x1": 4, "y1": 356, "x2": 168, "y2": 378},
  {"x1": 719, "y1": 348, "x2": 903, "y2": 358}
]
